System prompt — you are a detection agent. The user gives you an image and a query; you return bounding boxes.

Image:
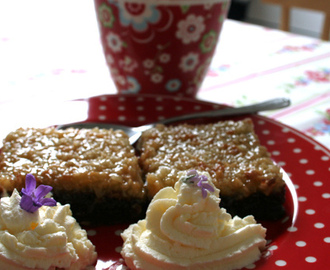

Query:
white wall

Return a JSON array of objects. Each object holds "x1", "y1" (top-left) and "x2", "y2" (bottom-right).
[{"x1": 246, "y1": 0, "x2": 325, "y2": 38}]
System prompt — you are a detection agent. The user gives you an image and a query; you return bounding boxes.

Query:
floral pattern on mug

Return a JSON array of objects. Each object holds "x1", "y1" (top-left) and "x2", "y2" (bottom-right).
[
  {"x1": 96, "y1": 0, "x2": 230, "y2": 96},
  {"x1": 117, "y1": 1, "x2": 160, "y2": 31},
  {"x1": 179, "y1": 52, "x2": 199, "y2": 72},
  {"x1": 176, "y1": 14, "x2": 206, "y2": 44},
  {"x1": 123, "y1": 76, "x2": 141, "y2": 93},
  {"x1": 106, "y1": 32, "x2": 125, "y2": 52},
  {"x1": 143, "y1": 59, "x2": 154, "y2": 69},
  {"x1": 151, "y1": 73, "x2": 164, "y2": 83},
  {"x1": 200, "y1": 30, "x2": 218, "y2": 53},
  {"x1": 159, "y1": 53, "x2": 171, "y2": 64},
  {"x1": 98, "y1": 3, "x2": 115, "y2": 28},
  {"x1": 166, "y1": 79, "x2": 182, "y2": 92},
  {"x1": 119, "y1": 56, "x2": 138, "y2": 73},
  {"x1": 194, "y1": 57, "x2": 212, "y2": 86}
]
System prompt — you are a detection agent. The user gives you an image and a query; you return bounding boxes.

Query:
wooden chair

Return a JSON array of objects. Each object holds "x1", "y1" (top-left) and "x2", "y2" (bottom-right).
[{"x1": 262, "y1": 0, "x2": 330, "y2": 40}]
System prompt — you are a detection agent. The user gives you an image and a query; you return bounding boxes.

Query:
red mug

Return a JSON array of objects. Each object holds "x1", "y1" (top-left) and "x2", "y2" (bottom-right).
[{"x1": 95, "y1": 0, "x2": 231, "y2": 97}]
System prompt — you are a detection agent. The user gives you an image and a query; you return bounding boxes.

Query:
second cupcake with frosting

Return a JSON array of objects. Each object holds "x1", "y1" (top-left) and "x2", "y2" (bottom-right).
[{"x1": 121, "y1": 170, "x2": 267, "y2": 270}]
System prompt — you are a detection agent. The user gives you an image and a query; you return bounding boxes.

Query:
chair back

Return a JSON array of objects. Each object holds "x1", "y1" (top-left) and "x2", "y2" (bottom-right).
[{"x1": 262, "y1": 0, "x2": 330, "y2": 40}]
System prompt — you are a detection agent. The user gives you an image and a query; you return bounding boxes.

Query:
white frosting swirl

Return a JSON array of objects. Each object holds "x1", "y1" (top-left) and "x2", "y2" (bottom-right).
[
  {"x1": 121, "y1": 171, "x2": 266, "y2": 270},
  {"x1": 0, "y1": 190, "x2": 97, "y2": 270}
]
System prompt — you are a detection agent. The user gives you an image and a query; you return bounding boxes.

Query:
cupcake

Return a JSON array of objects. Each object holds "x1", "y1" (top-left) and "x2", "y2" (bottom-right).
[
  {"x1": 0, "y1": 174, "x2": 97, "y2": 270},
  {"x1": 121, "y1": 170, "x2": 266, "y2": 270}
]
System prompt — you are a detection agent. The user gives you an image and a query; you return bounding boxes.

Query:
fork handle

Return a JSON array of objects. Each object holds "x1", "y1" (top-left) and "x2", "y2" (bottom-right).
[{"x1": 158, "y1": 98, "x2": 290, "y2": 125}]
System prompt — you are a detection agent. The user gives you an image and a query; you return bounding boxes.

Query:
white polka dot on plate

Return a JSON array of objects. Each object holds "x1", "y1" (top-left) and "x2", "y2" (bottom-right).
[
  {"x1": 324, "y1": 237, "x2": 330, "y2": 243},
  {"x1": 98, "y1": 115, "x2": 106, "y2": 121},
  {"x1": 115, "y1": 246, "x2": 122, "y2": 253},
  {"x1": 321, "y1": 155, "x2": 329, "y2": 161},
  {"x1": 275, "y1": 260, "x2": 287, "y2": 266},
  {"x1": 298, "y1": 196, "x2": 307, "y2": 202},
  {"x1": 314, "y1": 223, "x2": 325, "y2": 229},
  {"x1": 99, "y1": 105, "x2": 107, "y2": 111},
  {"x1": 293, "y1": 148, "x2": 302, "y2": 153},
  {"x1": 267, "y1": 140, "x2": 275, "y2": 145},
  {"x1": 138, "y1": 116, "x2": 146, "y2": 122},
  {"x1": 281, "y1": 216, "x2": 289, "y2": 224},
  {"x1": 268, "y1": 245, "x2": 278, "y2": 251},
  {"x1": 282, "y1": 127, "x2": 290, "y2": 133},
  {"x1": 115, "y1": 230, "x2": 123, "y2": 236},
  {"x1": 296, "y1": 241, "x2": 306, "y2": 247},
  {"x1": 299, "y1": 159, "x2": 308, "y2": 164},
  {"x1": 305, "y1": 209, "x2": 315, "y2": 215},
  {"x1": 87, "y1": 230, "x2": 97, "y2": 236},
  {"x1": 305, "y1": 256, "x2": 317, "y2": 263},
  {"x1": 306, "y1": 170, "x2": 315, "y2": 175},
  {"x1": 262, "y1": 130, "x2": 270, "y2": 135},
  {"x1": 258, "y1": 120, "x2": 265, "y2": 125},
  {"x1": 322, "y1": 193, "x2": 330, "y2": 199},
  {"x1": 313, "y1": 181, "x2": 323, "y2": 187},
  {"x1": 118, "y1": 116, "x2": 126, "y2": 121},
  {"x1": 287, "y1": 226, "x2": 298, "y2": 232},
  {"x1": 287, "y1": 138, "x2": 295, "y2": 143}
]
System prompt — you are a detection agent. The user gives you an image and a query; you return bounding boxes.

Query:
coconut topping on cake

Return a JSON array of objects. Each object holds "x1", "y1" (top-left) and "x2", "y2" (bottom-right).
[{"x1": 121, "y1": 170, "x2": 267, "y2": 270}]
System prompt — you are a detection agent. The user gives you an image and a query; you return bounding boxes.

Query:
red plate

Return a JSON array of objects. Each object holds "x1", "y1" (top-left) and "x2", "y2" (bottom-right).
[{"x1": 74, "y1": 94, "x2": 329, "y2": 270}]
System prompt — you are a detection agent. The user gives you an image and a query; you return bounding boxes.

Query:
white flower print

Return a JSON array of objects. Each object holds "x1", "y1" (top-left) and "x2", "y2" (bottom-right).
[
  {"x1": 143, "y1": 59, "x2": 154, "y2": 69},
  {"x1": 176, "y1": 14, "x2": 205, "y2": 44},
  {"x1": 119, "y1": 56, "x2": 138, "y2": 72},
  {"x1": 179, "y1": 52, "x2": 199, "y2": 72},
  {"x1": 114, "y1": 75, "x2": 126, "y2": 86},
  {"x1": 106, "y1": 54, "x2": 114, "y2": 65},
  {"x1": 159, "y1": 53, "x2": 170, "y2": 63},
  {"x1": 151, "y1": 73, "x2": 163, "y2": 83},
  {"x1": 106, "y1": 32, "x2": 123, "y2": 52}
]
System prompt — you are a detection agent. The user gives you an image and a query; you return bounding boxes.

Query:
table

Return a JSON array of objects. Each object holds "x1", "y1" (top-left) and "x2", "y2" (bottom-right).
[{"x1": 0, "y1": 0, "x2": 329, "y2": 149}]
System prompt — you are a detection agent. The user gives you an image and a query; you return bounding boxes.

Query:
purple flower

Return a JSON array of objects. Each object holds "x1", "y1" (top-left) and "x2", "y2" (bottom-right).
[
  {"x1": 184, "y1": 170, "x2": 215, "y2": 198},
  {"x1": 196, "y1": 174, "x2": 215, "y2": 198},
  {"x1": 20, "y1": 174, "x2": 57, "y2": 213}
]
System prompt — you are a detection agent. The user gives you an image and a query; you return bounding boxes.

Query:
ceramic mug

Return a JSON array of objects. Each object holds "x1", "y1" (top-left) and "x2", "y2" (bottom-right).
[{"x1": 94, "y1": 0, "x2": 231, "y2": 97}]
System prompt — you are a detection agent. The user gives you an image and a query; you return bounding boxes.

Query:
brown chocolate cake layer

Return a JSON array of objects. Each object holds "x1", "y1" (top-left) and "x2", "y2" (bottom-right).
[
  {"x1": 138, "y1": 119, "x2": 286, "y2": 220},
  {"x1": 0, "y1": 127, "x2": 147, "y2": 225}
]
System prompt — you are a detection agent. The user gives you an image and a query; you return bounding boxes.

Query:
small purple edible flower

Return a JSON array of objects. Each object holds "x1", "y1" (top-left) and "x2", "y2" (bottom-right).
[
  {"x1": 20, "y1": 174, "x2": 57, "y2": 213},
  {"x1": 184, "y1": 170, "x2": 215, "y2": 198}
]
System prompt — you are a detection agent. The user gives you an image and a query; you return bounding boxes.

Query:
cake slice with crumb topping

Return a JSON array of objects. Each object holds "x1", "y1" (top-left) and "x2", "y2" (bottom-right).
[
  {"x1": 137, "y1": 118, "x2": 286, "y2": 220},
  {"x1": 0, "y1": 127, "x2": 147, "y2": 225}
]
